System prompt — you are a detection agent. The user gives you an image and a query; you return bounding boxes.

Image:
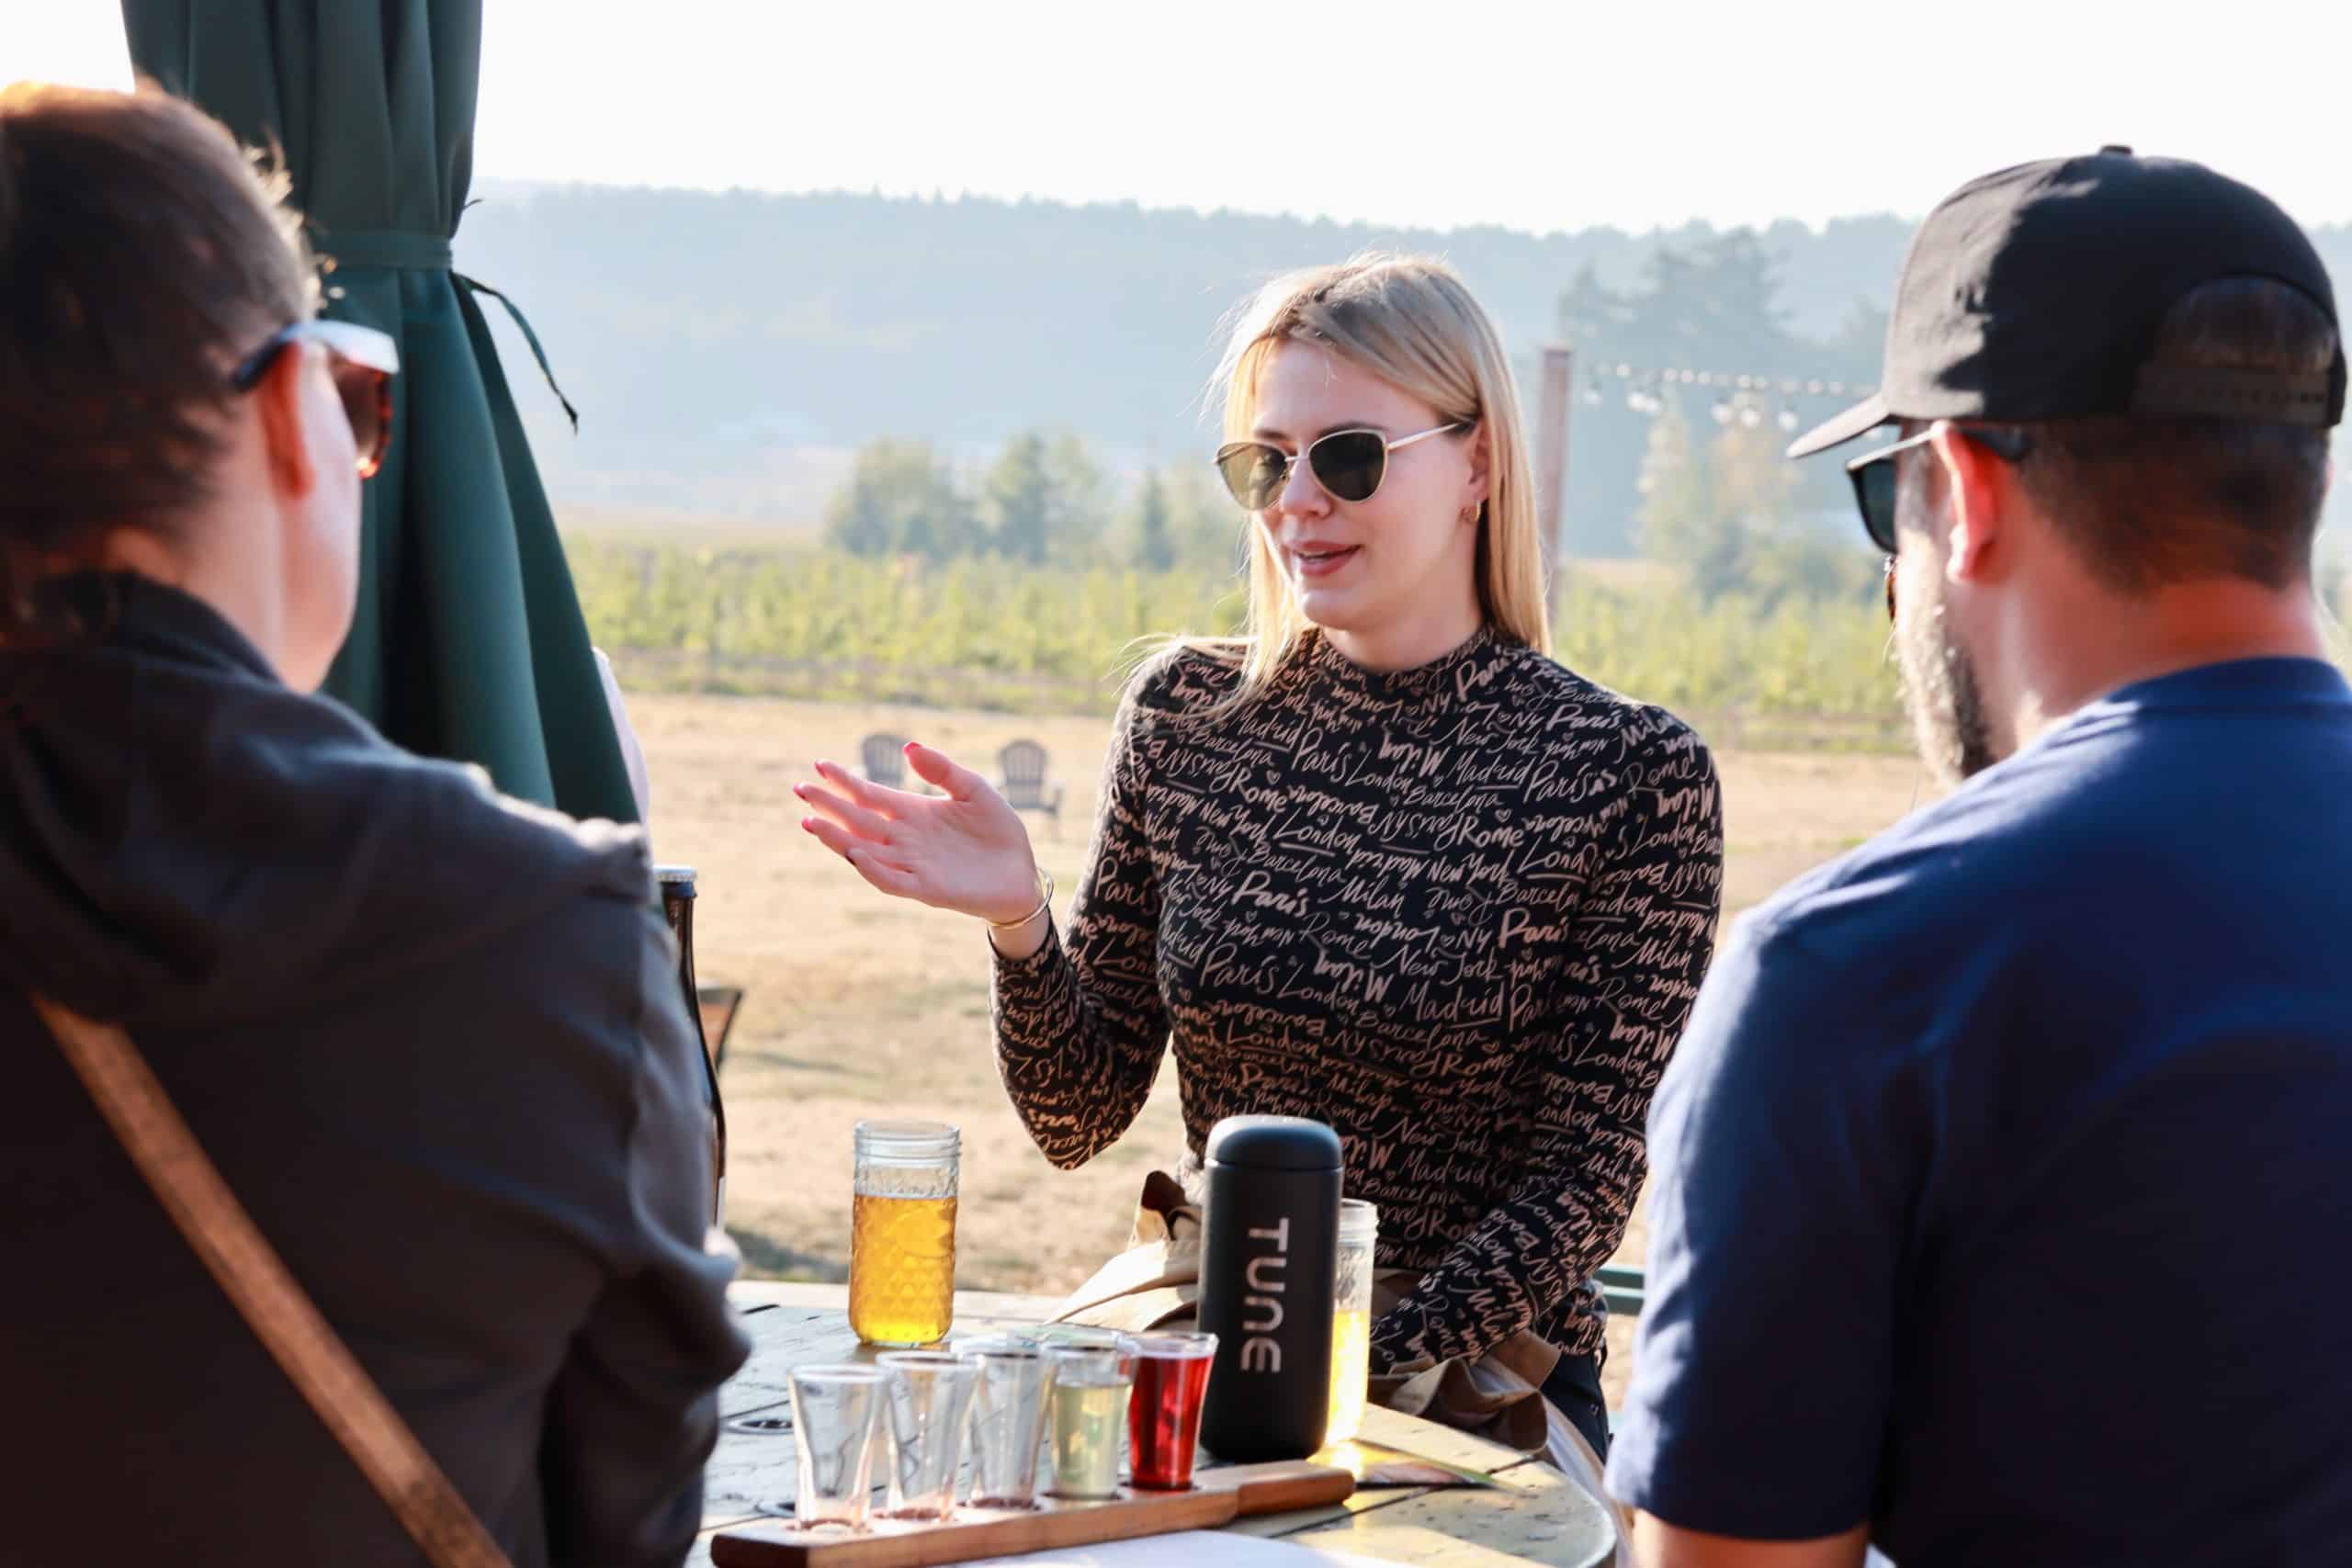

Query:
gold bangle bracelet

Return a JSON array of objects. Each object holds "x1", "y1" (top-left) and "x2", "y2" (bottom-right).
[{"x1": 986, "y1": 866, "x2": 1055, "y2": 932}]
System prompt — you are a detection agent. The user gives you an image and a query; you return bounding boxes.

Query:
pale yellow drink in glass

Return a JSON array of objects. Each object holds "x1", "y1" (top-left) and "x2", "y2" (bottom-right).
[
  {"x1": 1327, "y1": 1304, "x2": 1372, "y2": 1443},
  {"x1": 848, "y1": 1191, "x2": 957, "y2": 1346},
  {"x1": 1050, "y1": 1374, "x2": 1130, "y2": 1498}
]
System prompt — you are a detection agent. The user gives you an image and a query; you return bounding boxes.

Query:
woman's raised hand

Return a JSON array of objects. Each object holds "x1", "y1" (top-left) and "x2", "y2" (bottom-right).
[{"x1": 796, "y1": 742, "x2": 1042, "y2": 924}]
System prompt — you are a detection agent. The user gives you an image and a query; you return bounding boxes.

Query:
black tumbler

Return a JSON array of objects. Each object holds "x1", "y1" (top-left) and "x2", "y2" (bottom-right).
[{"x1": 1195, "y1": 1114, "x2": 1342, "y2": 1462}]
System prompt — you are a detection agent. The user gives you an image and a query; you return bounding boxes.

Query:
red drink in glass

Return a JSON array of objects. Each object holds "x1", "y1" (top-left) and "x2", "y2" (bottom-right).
[{"x1": 1126, "y1": 1330, "x2": 1217, "y2": 1489}]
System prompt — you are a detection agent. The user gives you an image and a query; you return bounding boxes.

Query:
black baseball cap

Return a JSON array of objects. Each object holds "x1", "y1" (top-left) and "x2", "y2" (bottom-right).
[{"x1": 1788, "y1": 146, "x2": 2346, "y2": 458}]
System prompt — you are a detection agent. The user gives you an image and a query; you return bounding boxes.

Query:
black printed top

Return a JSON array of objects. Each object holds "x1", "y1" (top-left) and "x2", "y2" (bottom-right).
[{"x1": 991, "y1": 626, "x2": 1724, "y2": 1368}]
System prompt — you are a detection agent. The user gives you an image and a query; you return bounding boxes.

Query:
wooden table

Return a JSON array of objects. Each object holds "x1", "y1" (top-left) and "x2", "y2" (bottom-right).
[{"x1": 695, "y1": 1283, "x2": 1615, "y2": 1568}]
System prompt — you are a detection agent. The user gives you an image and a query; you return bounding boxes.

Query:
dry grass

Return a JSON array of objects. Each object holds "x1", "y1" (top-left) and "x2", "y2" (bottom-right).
[{"x1": 630, "y1": 690, "x2": 1931, "y2": 1403}]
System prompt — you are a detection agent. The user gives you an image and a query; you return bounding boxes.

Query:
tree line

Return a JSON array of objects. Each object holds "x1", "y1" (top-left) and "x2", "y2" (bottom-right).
[
  {"x1": 468, "y1": 185, "x2": 2352, "y2": 560},
  {"x1": 820, "y1": 234, "x2": 1891, "y2": 608},
  {"x1": 823, "y1": 430, "x2": 1242, "y2": 576}
]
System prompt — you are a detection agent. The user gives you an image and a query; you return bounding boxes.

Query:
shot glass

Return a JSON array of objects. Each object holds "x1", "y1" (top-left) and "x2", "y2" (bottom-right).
[
  {"x1": 1126, "y1": 1330, "x2": 1217, "y2": 1490},
  {"x1": 787, "y1": 1364, "x2": 885, "y2": 1533},
  {"x1": 964, "y1": 1338, "x2": 1058, "y2": 1509},
  {"x1": 876, "y1": 1349, "x2": 980, "y2": 1521},
  {"x1": 1024, "y1": 1325, "x2": 1128, "y2": 1351},
  {"x1": 1045, "y1": 1337, "x2": 1139, "y2": 1500}
]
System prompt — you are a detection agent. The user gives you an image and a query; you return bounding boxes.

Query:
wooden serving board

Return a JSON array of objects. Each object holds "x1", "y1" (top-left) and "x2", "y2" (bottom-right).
[{"x1": 711, "y1": 1460, "x2": 1354, "y2": 1567}]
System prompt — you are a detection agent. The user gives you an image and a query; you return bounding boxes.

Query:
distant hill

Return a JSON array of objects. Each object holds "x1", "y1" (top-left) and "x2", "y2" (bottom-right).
[{"x1": 445, "y1": 185, "x2": 2352, "y2": 556}]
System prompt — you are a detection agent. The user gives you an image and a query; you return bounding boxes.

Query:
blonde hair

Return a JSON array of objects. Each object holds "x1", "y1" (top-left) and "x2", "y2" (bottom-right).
[{"x1": 1163, "y1": 251, "x2": 1549, "y2": 713}]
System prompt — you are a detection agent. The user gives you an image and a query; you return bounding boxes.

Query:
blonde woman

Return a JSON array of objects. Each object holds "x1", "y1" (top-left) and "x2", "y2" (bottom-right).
[{"x1": 797, "y1": 254, "x2": 1724, "y2": 1462}]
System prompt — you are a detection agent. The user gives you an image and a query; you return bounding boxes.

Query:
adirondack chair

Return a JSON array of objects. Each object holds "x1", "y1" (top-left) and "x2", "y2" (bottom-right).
[
  {"x1": 1599, "y1": 1262, "x2": 1645, "y2": 1433},
  {"x1": 1598, "y1": 1263, "x2": 1645, "y2": 1319},
  {"x1": 997, "y1": 739, "x2": 1065, "y2": 836},
  {"x1": 859, "y1": 732, "x2": 909, "y2": 788}
]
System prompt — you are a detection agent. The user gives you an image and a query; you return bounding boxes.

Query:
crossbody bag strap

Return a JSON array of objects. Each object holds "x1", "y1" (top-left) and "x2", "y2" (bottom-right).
[{"x1": 31, "y1": 995, "x2": 513, "y2": 1568}]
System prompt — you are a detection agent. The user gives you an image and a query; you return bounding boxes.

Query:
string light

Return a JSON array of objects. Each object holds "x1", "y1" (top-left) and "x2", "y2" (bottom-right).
[
  {"x1": 1580, "y1": 358, "x2": 1864, "y2": 399},
  {"x1": 1571, "y1": 357, "x2": 1873, "y2": 427}
]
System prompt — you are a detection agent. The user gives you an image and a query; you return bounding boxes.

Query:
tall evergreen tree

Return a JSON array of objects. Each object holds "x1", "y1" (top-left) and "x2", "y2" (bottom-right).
[
  {"x1": 1635, "y1": 400, "x2": 1721, "y2": 584},
  {"x1": 1134, "y1": 468, "x2": 1176, "y2": 572},
  {"x1": 823, "y1": 438, "x2": 967, "y2": 558},
  {"x1": 1042, "y1": 434, "x2": 1111, "y2": 561},
  {"x1": 985, "y1": 433, "x2": 1054, "y2": 563}
]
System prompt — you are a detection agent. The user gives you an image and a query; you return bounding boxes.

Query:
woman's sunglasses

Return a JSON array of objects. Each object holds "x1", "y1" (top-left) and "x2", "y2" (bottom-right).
[
  {"x1": 1214, "y1": 421, "x2": 1470, "y2": 511},
  {"x1": 229, "y1": 320, "x2": 401, "y2": 479}
]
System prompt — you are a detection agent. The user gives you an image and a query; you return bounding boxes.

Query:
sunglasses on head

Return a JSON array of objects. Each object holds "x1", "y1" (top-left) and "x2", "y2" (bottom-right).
[
  {"x1": 229, "y1": 320, "x2": 401, "y2": 479},
  {"x1": 1214, "y1": 420, "x2": 1471, "y2": 511},
  {"x1": 1844, "y1": 422, "x2": 2033, "y2": 554}
]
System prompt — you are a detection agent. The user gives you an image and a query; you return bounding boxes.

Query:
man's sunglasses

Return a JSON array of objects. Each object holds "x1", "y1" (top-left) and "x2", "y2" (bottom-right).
[
  {"x1": 229, "y1": 320, "x2": 401, "y2": 479},
  {"x1": 1844, "y1": 423, "x2": 2032, "y2": 553},
  {"x1": 1214, "y1": 421, "x2": 1470, "y2": 511}
]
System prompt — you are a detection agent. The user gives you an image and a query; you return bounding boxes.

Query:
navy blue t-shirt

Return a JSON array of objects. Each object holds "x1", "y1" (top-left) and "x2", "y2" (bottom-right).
[{"x1": 1607, "y1": 658, "x2": 2352, "y2": 1566}]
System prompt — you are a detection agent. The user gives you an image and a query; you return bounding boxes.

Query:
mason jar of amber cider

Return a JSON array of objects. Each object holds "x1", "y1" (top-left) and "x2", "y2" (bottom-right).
[{"x1": 847, "y1": 1120, "x2": 961, "y2": 1346}]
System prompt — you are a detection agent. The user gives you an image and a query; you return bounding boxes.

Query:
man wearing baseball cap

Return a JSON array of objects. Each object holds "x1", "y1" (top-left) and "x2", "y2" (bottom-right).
[{"x1": 1606, "y1": 149, "x2": 2352, "y2": 1566}]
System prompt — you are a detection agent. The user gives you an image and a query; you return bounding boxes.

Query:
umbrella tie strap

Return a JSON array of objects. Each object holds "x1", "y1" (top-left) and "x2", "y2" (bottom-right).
[
  {"x1": 301, "y1": 227, "x2": 581, "y2": 434},
  {"x1": 312, "y1": 229, "x2": 454, "y2": 272},
  {"x1": 456, "y1": 274, "x2": 582, "y2": 434}
]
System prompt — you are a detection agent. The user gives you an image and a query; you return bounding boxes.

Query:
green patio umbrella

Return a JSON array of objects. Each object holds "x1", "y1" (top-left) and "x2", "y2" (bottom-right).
[{"x1": 120, "y1": 0, "x2": 639, "y2": 824}]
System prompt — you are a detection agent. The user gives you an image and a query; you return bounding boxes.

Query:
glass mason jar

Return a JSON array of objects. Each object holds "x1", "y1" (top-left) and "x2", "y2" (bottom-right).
[
  {"x1": 1327, "y1": 1198, "x2": 1378, "y2": 1443},
  {"x1": 847, "y1": 1120, "x2": 961, "y2": 1346}
]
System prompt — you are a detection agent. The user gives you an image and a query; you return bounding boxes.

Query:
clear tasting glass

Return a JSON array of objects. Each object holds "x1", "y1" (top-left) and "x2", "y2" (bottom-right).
[
  {"x1": 1328, "y1": 1199, "x2": 1378, "y2": 1443},
  {"x1": 964, "y1": 1337, "x2": 1058, "y2": 1509},
  {"x1": 786, "y1": 1364, "x2": 885, "y2": 1533},
  {"x1": 1046, "y1": 1337, "x2": 1139, "y2": 1500},
  {"x1": 875, "y1": 1348, "x2": 979, "y2": 1521}
]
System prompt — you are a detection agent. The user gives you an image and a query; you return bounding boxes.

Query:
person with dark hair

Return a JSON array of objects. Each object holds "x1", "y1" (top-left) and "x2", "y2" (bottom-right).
[
  {"x1": 1607, "y1": 148, "x2": 2352, "y2": 1568},
  {"x1": 0, "y1": 83, "x2": 745, "y2": 1566}
]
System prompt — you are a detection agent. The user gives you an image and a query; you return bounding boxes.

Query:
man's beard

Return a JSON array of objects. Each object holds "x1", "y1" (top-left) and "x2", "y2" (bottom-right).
[{"x1": 1895, "y1": 585, "x2": 1999, "y2": 786}]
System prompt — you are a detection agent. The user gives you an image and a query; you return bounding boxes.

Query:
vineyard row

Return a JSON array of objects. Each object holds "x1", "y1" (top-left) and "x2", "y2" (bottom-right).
[{"x1": 571, "y1": 540, "x2": 1912, "y2": 750}]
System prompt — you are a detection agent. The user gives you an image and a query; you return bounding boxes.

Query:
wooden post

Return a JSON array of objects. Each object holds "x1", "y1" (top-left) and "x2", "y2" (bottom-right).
[{"x1": 1534, "y1": 344, "x2": 1575, "y2": 591}]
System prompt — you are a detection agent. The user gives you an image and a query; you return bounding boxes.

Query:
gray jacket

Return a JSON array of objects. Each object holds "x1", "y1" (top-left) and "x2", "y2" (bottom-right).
[{"x1": 0, "y1": 576, "x2": 750, "y2": 1565}]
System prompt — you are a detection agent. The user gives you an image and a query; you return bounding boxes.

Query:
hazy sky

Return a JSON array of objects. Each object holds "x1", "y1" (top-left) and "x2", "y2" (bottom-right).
[{"x1": 15, "y1": 2, "x2": 2352, "y2": 234}]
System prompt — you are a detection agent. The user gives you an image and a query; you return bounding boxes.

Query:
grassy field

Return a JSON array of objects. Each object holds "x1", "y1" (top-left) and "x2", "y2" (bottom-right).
[
  {"x1": 571, "y1": 541, "x2": 1911, "y2": 750},
  {"x1": 628, "y1": 686, "x2": 1934, "y2": 1403}
]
